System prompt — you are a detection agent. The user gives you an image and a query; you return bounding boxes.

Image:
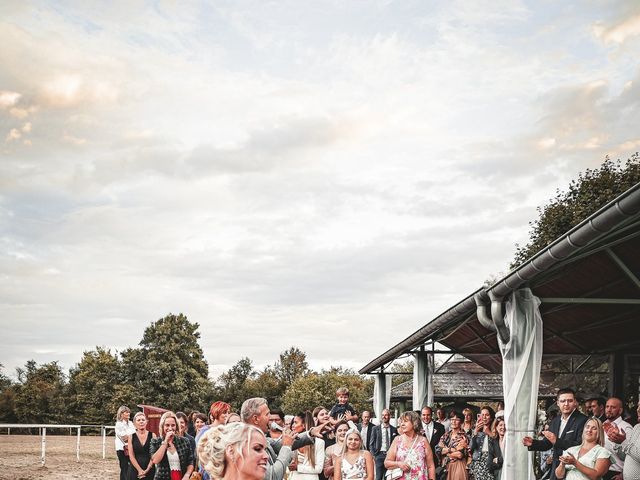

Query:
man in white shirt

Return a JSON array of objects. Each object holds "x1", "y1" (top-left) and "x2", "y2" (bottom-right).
[
  {"x1": 421, "y1": 407, "x2": 445, "y2": 466},
  {"x1": 435, "y1": 407, "x2": 450, "y2": 432},
  {"x1": 370, "y1": 409, "x2": 399, "y2": 480},
  {"x1": 603, "y1": 397, "x2": 633, "y2": 480},
  {"x1": 359, "y1": 410, "x2": 374, "y2": 451}
]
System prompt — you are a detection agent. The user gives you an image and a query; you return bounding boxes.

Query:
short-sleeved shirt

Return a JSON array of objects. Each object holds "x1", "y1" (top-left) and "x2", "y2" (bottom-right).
[
  {"x1": 329, "y1": 402, "x2": 356, "y2": 419},
  {"x1": 563, "y1": 444, "x2": 615, "y2": 480}
]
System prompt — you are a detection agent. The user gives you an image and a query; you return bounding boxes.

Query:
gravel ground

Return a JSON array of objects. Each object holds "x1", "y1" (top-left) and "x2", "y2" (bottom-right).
[{"x1": 0, "y1": 434, "x2": 120, "y2": 479}]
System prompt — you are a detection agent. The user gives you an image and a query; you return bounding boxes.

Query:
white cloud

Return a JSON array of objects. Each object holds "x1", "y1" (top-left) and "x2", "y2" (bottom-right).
[
  {"x1": 0, "y1": 90, "x2": 21, "y2": 108},
  {"x1": 593, "y1": 13, "x2": 640, "y2": 45},
  {"x1": 1, "y1": 1, "x2": 640, "y2": 378}
]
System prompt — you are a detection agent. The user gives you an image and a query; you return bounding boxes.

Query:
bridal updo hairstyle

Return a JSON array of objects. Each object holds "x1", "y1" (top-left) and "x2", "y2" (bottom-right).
[{"x1": 197, "y1": 422, "x2": 265, "y2": 479}]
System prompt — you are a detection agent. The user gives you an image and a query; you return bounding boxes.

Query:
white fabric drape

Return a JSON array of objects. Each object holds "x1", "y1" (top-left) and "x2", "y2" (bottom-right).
[
  {"x1": 373, "y1": 373, "x2": 392, "y2": 421},
  {"x1": 412, "y1": 351, "x2": 433, "y2": 410},
  {"x1": 499, "y1": 288, "x2": 543, "y2": 480}
]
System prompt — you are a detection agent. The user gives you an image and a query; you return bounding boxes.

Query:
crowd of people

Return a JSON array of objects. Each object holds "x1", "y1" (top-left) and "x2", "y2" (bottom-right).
[{"x1": 113, "y1": 386, "x2": 640, "y2": 480}]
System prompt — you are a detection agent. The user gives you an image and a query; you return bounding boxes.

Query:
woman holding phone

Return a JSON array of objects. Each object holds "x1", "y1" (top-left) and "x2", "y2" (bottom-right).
[{"x1": 469, "y1": 406, "x2": 496, "y2": 480}]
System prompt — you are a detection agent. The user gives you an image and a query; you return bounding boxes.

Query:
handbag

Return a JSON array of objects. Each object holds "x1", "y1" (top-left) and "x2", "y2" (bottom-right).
[
  {"x1": 385, "y1": 435, "x2": 419, "y2": 480},
  {"x1": 385, "y1": 468, "x2": 403, "y2": 480}
]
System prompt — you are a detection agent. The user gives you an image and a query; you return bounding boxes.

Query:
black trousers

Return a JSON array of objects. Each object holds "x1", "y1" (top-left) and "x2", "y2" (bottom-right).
[{"x1": 117, "y1": 449, "x2": 130, "y2": 480}]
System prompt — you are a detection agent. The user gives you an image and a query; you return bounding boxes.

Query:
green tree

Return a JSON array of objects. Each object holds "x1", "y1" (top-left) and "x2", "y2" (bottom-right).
[
  {"x1": 0, "y1": 364, "x2": 17, "y2": 422},
  {"x1": 215, "y1": 357, "x2": 255, "y2": 410},
  {"x1": 67, "y1": 347, "x2": 124, "y2": 424},
  {"x1": 513, "y1": 154, "x2": 640, "y2": 267},
  {"x1": 245, "y1": 367, "x2": 283, "y2": 408},
  {"x1": 281, "y1": 367, "x2": 373, "y2": 414},
  {"x1": 121, "y1": 313, "x2": 211, "y2": 412},
  {"x1": 13, "y1": 360, "x2": 67, "y2": 423},
  {"x1": 390, "y1": 359, "x2": 413, "y2": 388},
  {"x1": 274, "y1": 347, "x2": 310, "y2": 386}
]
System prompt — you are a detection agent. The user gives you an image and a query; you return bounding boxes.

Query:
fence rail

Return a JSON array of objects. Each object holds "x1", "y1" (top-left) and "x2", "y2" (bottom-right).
[{"x1": 0, "y1": 423, "x2": 116, "y2": 465}]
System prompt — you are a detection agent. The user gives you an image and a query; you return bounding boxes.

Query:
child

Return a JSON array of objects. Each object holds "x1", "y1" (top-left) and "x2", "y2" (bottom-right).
[{"x1": 329, "y1": 386, "x2": 358, "y2": 424}]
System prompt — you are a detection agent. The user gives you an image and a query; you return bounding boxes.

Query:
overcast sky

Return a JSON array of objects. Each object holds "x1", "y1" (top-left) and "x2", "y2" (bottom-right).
[{"x1": 2, "y1": 1, "x2": 640, "y2": 381}]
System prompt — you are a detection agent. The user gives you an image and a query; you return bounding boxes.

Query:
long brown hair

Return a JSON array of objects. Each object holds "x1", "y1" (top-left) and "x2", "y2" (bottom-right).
[{"x1": 295, "y1": 411, "x2": 317, "y2": 467}]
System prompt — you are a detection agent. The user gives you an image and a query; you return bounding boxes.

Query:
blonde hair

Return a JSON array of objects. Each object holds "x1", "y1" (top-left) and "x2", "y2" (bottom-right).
[
  {"x1": 336, "y1": 387, "x2": 350, "y2": 396},
  {"x1": 133, "y1": 412, "x2": 146, "y2": 422},
  {"x1": 159, "y1": 411, "x2": 180, "y2": 439},
  {"x1": 584, "y1": 417, "x2": 605, "y2": 447},
  {"x1": 340, "y1": 428, "x2": 364, "y2": 455},
  {"x1": 116, "y1": 405, "x2": 130, "y2": 421},
  {"x1": 198, "y1": 423, "x2": 265, "y2": 479}
]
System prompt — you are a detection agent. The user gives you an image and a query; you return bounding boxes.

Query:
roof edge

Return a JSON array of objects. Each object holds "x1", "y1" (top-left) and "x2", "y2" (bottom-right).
[{"x1": 359, "y1": 181, "x2": 640, "y2": 375}]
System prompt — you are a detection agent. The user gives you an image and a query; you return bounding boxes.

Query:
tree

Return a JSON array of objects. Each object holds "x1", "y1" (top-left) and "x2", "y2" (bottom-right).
[
  {"x1": 274, "y1": 347, "x2": 310, "y2": 386},
  {"x1": 13, "y1": 360, "x2": 67, "y2": 423},
  {"x1": 121, "y1": 313, "x2": 211, "y2": 412},
  {"x1": 513, "y1": 154, "x2": 640, "y2": 267},
  {"x1": 281, "y1": 367, "x2": 374, "y2": 414},
  {"x1": 215, "y1": 357, "x2": 255, "y2": 410},
  {"x1": 245, "y1": 367, "x2": 283, "y2": 409},
  {"x1": 390, "y1": 359, "x2": 414, "y2": 388},
  {"x1": 0, "y1": 364, "x2": 16, "y2": 422},
  {"x1": 66, "y1": 347, "x2": 124, "y2": 424}
]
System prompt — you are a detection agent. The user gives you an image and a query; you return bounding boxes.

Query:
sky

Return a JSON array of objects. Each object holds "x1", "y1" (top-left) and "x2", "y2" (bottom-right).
[{"x1": 2, "y1": 1, "x2": 640, "y2": 381}]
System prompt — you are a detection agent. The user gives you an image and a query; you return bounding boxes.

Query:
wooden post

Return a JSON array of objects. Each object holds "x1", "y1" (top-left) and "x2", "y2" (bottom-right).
[
  {"x1": 41, "y1": 427, "x2": 47, "y2": 466},
  {"x1": 102, "y1": 426, "x2": 106, "y2": 459},
  {"x1": 76, "y1": 427, "x2": 81, "y2": 461}
]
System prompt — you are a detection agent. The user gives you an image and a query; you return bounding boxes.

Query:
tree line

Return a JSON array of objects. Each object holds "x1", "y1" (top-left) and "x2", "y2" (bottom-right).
[{"x1": 0, "y1": 313, "x2": 373, "y2": 425}]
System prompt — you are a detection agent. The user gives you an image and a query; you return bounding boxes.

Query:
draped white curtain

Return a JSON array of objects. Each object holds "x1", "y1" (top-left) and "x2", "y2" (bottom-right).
[
  {"x1": 373, "y1": 373, "x2": 392, "y2": 421},
  {"x1": 499, "y1": 288, "x2": 543, "y2": 480},
  {"x1": 412, "y1": 351, "x2": 433, "y2": 410}
]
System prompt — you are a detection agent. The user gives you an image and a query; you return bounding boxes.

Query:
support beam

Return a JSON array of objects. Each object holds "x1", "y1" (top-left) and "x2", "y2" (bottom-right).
[
  {"x1": 606, "y1": 248, "x2": 640, "y2": 291},
  {"x1": 609, "y1": 353, "x2": 625, "y2": 398}
]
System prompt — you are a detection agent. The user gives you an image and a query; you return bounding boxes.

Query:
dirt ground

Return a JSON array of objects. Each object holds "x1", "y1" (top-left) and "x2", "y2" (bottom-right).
[{"x1": 0, "y1": 434, "x2": 120, "y2": 479}]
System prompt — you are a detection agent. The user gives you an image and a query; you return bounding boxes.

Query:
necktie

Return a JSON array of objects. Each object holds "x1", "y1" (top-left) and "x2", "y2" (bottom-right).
[{"x1": 384, "y1": 426, "x2": 389, "y2": 450}]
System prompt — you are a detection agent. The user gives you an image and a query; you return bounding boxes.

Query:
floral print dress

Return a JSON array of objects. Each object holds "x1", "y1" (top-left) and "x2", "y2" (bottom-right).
[{"x1": 396, "y1": 438, "x2": 429, "y2": 480}]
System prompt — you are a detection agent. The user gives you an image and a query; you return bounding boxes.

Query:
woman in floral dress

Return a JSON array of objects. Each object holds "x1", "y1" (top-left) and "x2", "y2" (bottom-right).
[{"x1": 385, "y1": 411, "x2": 436, "y2": 480}]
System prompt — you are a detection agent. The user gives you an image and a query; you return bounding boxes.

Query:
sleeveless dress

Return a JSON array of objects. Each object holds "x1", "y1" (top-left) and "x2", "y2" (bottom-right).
[
  {"x1": 128, "y1": 431, "x2": 155, "y2": 480},
  {"x1": 341, "y1": 454, "x2": 367, "y2": 479},
  {"x1": 396, "y1": 438, "x2": 428, "y2": 480}
]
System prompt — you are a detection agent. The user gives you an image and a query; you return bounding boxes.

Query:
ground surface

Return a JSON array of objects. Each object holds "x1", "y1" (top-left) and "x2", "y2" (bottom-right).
[{"x1": 0, "y1": 434, "x2": 120, "y2": 479}]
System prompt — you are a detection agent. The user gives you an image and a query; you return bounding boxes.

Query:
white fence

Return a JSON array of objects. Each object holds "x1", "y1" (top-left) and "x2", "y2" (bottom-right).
[{"x1": 0, "y1": 423, "x2": 115, "y2": 466}]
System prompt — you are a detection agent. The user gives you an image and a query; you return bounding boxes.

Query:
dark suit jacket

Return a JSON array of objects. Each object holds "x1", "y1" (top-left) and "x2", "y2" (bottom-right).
[
  {"x1": 370, "y1": 424, "x2": 399, "y2": 456},
  {"x1": 421, "y1": 421, "x2": 445, "y2": 465},
  {"x1": 528, "y1": 409, "x2": 588, "y2": 480},
  {"x1": 358, "y1": 422, "x2": 375, "y2": 451}
]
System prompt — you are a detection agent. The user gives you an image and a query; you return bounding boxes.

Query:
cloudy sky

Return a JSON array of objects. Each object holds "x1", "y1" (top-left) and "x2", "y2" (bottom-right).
[{"x1": 2, "y1": 1, "x2": 640, "y2": 380}]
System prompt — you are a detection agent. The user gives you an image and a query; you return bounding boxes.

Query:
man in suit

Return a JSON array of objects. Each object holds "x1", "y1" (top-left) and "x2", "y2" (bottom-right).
[
  {"x1": 522, "y1": 388, "x2": 588, "y2": 480},
  {"x1": 420, "y1": 406, "x2": 445, "y2": 466},
  {"x1": 359, "y1": 410, "x2": 375, "y2": 451},
  {"x1": 585, "y1": 396, "x2": 607, "y2": 422},
  {"x1": 241, "y1": 397, "x2": 324, "y2": 480},
  {"x1": 370, "y1": 409, "x2": 399, "y2": 480}
]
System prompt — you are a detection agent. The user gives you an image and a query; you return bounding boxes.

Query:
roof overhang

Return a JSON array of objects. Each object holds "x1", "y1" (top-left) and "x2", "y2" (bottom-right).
[{"x1": 360, "y1": 182, "x2": 640, "y2": 374}]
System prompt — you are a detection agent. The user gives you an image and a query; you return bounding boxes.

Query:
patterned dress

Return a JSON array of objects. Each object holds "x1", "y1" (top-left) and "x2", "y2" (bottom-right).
[
  {"x1": 436, "y1": 431, "x2": 469, "y2": 480},
  {"x1": 340, "y1": 454, "x2": 367, "y2": 479},
  {"x1": 469, "y1": 434, "x2": 492, "y2": 480},
  {"x1": 396, "y1": 437, "x2": 429, "y2": 480}
]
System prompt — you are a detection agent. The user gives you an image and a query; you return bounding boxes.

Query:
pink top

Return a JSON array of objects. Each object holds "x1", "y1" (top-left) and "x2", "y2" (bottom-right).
[{"x1": 396, "y1": 437, "x2": 429, "y2": 480}]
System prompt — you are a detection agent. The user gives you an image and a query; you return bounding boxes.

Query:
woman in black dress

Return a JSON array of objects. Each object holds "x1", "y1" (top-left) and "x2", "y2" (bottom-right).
[{"x1": 127, "y1": 412, "x2": 156, "y2": 479}]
